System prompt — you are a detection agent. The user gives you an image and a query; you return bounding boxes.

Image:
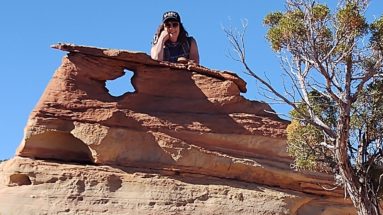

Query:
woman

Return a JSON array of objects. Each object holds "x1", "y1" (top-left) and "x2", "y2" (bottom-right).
[{"x1": 151, "y1": 11, "x2": 199, "y2": 64}]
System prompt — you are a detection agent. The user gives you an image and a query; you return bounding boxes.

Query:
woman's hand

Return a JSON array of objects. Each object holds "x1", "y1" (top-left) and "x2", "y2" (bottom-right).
[
  {"x1": 151, "y1": 30, "x2": 169, "y2": 61},
  {"x1": 158, "y1": 30, "x2": 170, "y2": 42}
]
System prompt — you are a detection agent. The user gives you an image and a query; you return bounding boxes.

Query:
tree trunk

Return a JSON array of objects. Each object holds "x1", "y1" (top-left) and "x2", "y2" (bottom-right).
[
  {"x1": 336, "y1": 109, "x2": 381, "y2": 215},
  {"x1": 358, "y1": 193, "x2": 381, "y2": 215},
  {"x1": 345, "y1": 181, "x2": 381, "y2": 215}
]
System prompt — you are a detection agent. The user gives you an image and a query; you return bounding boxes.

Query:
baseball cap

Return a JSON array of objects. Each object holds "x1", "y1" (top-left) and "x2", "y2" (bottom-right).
[{"x1": 163, "y1": 11, "x2": 181, "y2": 23}]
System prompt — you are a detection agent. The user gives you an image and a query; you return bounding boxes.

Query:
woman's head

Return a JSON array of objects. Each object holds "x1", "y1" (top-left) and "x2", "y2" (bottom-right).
[
  {"x1": 153, "y1": 11, "x2": 189, "y2": 44},
  {"x1": 162, "y1": 11, "x2": 181, "y2": 23}
]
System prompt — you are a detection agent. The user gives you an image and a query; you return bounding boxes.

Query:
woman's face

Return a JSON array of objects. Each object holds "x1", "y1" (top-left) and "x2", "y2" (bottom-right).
[{"x1": 164, "y1": 21, "x2": 180, "y2": 42}]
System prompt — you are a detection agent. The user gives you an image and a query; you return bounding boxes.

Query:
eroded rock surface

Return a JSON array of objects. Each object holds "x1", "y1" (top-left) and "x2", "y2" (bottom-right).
[
  {"x1": 0, "y1": 43, "x2": 356, "y2": 214},
  {"x1": 0, "y1": 157, "x2": 355, "y2": 215}
]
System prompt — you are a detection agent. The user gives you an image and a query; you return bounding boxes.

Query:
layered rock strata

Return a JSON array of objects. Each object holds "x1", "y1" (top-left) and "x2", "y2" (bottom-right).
[
  {"x1": 0, "y1": 43, "x2": 355, "y2": 214},
  {"x1": 0, "y1": 157, "x2": 355, "y2": 214}
]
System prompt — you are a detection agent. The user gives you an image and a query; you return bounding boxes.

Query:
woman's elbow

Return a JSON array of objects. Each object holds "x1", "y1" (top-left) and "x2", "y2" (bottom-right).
[
  {"x1": 193, "y1": 55, "x2": 200, "y2": 65},
  {"x1": 190, "y1": 40, "x2": 200, "y2": 64},
  {"x1": 190, "y1": 50, "x2": 199, "y2": 64},
  {"x1": 150, "y1": 49, "x2": 157, "y2": 59}
]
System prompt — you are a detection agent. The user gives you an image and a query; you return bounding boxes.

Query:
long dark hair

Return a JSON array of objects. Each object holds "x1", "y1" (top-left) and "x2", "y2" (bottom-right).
[{"x1": 152, "y1": 22, "x2": 189, "y2": 45}]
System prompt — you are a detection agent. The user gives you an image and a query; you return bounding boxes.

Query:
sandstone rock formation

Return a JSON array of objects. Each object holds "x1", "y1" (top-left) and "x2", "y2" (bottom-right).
[
  {"x1": 0, "y1": 157, "x2": 355, "y2": 215},
  {"x1": 0, "y1": 43, "x2": 356, "y2": 214}
]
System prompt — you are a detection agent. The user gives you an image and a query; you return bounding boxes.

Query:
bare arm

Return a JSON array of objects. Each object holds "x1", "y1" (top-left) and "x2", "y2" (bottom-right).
[
  {"x1": 151, "y1": 31, "x2": 169, "y2": 61},
  {"x1": 189, "y1": 37, "x2": 200, "y2": 64}
]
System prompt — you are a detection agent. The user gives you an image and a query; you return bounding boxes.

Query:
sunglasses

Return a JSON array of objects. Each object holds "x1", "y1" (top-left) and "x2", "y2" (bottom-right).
[{"x1": 164, "y1": 22, "x2": 179, "y2": 28}]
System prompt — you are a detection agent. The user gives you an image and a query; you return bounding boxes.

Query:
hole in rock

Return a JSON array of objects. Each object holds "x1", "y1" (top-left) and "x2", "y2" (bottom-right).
[
  {"x1": 106, "y1": 69, "x2": 135, "y2": 97},
  {"x1": 9, "y1": 173, "x2": 32, "y2": 186},
  {"x1": 23, "y1": 131, "x2": 93, "y2": 164}
]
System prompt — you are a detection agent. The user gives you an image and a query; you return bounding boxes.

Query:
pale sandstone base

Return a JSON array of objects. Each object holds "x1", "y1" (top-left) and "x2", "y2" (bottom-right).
[{"x1": 0, "y1": 157, "x2": 355, "y2": 215}]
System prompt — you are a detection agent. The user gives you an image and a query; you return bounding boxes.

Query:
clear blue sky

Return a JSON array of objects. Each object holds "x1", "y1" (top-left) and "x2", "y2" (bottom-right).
[{"x1": 1, "y1": 1, "x2": 382, "y2": 160}]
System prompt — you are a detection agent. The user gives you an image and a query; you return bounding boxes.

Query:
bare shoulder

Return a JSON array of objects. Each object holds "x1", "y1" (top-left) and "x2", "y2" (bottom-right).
[
  {"x1": 189, "y1": 36, "x2": 198, "y2": 45},
  {"x1": 188, "y1": 36, "x2": 199, "y2": 64}
]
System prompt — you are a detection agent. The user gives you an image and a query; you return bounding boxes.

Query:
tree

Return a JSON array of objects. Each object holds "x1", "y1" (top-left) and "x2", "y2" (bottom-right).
[{"x1": 224, "y1": 0, "x2": 383, "y2": 214}]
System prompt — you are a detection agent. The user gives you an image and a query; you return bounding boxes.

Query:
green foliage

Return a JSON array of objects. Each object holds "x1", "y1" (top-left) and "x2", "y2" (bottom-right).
[
  {"x1": 264, "y1": 2, "x2": 372, "y2": 55},
  {"x1": 312, "y1": 4, "x2": 330, "y2": 21},
  {"x1": 352, "y1": 80, "x2": 383, "y2": 198},
  {"x1": 264, "y1": 9, "x2": 306, "y2": 51},
  {"x1": 290, "y1": 91, "x2": 337, "y2": 126},
  {"x1": 264, "y1": 4, "x2": 330, "y2": 52},
  {"x1": 336, "y1": 3, "x2": 368, "y2": 37},
  {"x1": 361, "y1": 57, "x2": 376, "y2": 71},
  {"x1": 311, "y1": 5, "x2": 332, "y2": 53},
  {"x1": 287, "y1": 91, "x2": 336, "y2": 171},
  {"x1": 371, "y1": 16, "x2": 383, "y2": 50},
  {"x1": 352, "y1": 80, "x2": 383, "y2": 143},
  {"x1": 316, "y1": 27, "x2": 333, "y2": 53},
  {"x1": 287, "y1": 80, "x2": 383, "y2": 173},
  {"x1": 266, "y1": 27, "x2": 284, "y2": 51},
  {"x1": 263, "y1": 12, "x2": 283, "y2": 27},
  {"x1": 286, "y1": 120, "x2": 322, "y2": 170}
]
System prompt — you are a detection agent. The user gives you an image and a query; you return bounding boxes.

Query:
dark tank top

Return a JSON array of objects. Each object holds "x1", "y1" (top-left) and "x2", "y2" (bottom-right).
[{"x1": 163, "y1": 37, "x2": 192, "y2": 63}]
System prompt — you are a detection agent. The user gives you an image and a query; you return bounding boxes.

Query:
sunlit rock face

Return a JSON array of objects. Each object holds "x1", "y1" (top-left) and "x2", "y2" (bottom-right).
[{"x1": 0, "y1": 44, "x2": 355, "y2": 214}]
